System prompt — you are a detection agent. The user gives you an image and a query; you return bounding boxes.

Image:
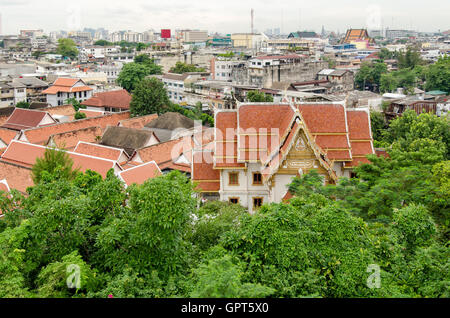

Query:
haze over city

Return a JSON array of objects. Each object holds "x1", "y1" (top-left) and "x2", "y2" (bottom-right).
[{"x1": 1, "y1": 0, "x2": 449, "y2": 34}]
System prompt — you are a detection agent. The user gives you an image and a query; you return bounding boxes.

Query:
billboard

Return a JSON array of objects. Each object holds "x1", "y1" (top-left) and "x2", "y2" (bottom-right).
[{"x1": 161, "y1": 29, "x2": 171, "y2": 39}]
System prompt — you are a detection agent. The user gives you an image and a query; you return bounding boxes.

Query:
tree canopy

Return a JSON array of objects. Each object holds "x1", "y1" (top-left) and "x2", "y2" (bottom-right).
[
  {"x1": 0, "y1": 110, "x2": 448, "y2": 299},
  {"x1": 169, "y1": 62, "x2": 206, "y2": 74},
  {"x1": 129, "y1": 77, "x2": 170, "y2": 116}
]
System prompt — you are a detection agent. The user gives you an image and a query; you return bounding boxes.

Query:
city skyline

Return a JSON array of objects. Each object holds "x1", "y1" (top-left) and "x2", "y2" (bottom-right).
[{"x1": 0, "y1": 0, "x2": 449, "y2": 35}]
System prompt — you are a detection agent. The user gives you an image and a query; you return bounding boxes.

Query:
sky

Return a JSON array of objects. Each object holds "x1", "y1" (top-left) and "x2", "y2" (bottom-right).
[{"x1": 0, "y1": 0, "x2": 449, "y2": 35}]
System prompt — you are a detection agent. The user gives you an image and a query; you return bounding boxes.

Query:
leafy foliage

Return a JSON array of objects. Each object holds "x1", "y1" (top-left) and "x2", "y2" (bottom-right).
[
  {"x1": 246, "y1": 91, "x2": 274, "y2": 103},
  {"x1": 31, "y1": 147, "x2": 79, "y2": 184},
  {"x1": 170, "y1": 62, "x2": 205, "y2": 74},
  {"x1": 129, "y1": 77, "x2": 170, "y2": 116},
  {"x1": 56, "y1": 38, "x2": 78, "y2": 60}
]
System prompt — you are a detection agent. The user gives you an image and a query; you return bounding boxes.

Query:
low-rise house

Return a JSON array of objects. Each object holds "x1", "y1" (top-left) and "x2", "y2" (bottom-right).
[
  {"x1": 1, "y1": 108, "x2": 57, "y2": 131},
  {"x1": 192, "y1": 103, "x2": 374, "y2": 213},
  {"x1": 100, "y1": 126, "x2": 160, "y2": 157},
  {"x1": 43, "y1": 78, "x2": 93, "y2": 106},
  {"x1": 81, "y1": 89, "x2": 131, "y2": 113},
  {"x1": 117, "y1": 161, "x2": 162, "y2": 187},
  {"x1": 317, "y1": 69, "x2": 354, "y2": 91},
  {"x1": 0, "y1": 161, "x2": 33, "y2": 194}
]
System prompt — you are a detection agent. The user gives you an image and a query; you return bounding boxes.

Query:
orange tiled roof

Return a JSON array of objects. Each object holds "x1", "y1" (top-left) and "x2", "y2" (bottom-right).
[
  {"x1": 20, "y1": 112, "x2": 130, "y2": 145},
  {"x1": 80, "y1": 109, "x2": 105, "y2": 118},
  {"x1": 344, "y1": 109, "x2": 375, "y2": 168},
  {"x1": 73, "y1": 142, "x2": 128, "y2": 162},
  {"x1": 119, "y1": 114, "x2": 159, "y2": 130},
  {"x1": 1, "y1": 140, "x2": 121, "y2": 178},
  {"x1": 192, "y1": 151, "x2": 220, "y2": 192},
  {"x1": 81, "y1": 89, "x2": 131, "y2": 110},
  {"x1": 47, "y1": 126, "x2": 103, "y2": 151},
  {"x1": 0, "y1": 161, "x2": 33, "y2": 194},
  {"x1": 0, "y1": 128, "x2": 19, "y2": 147},
  {"x1": 118, "y1": 161, "x2": 162, "y2": 187},
  {"x1": 2, "y1": 108, "x2": 56, "y2": 131},
  {"x1": 133, "y1": 137, "x2": 193, "y2": 172}
]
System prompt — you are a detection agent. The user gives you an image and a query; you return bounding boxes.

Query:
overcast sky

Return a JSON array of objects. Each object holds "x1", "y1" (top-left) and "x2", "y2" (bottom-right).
[{"x1": 1, "y1": 0, "x2": 449, "y2": 35}]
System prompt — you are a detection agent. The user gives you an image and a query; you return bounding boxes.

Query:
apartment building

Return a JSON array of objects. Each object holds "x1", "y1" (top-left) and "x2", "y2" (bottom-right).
[{"x1": 0, "y1": 82, "x2": 27, "y2": 107}]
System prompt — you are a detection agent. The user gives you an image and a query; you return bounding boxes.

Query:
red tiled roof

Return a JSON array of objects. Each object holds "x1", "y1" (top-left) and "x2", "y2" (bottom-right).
[
  {"x1": 2, "y1": 108, "x2": 55, "y2": 131},
  {"x1": 48, "y1": 126, "x2": 103, "y2": 150},
  {"x1": 0, "y1": 179, "x2": 10, "y2": 193},
  {"x1": 1, "y1": 141, "x2": 121, "y2": 178},
  {"x1": 118, "y1": 161, "x2": 161, "y2": 187},
  {"x1": 21, "y1": 112, "x2": 130, "y2": 145},
  {"x1": 133, "y1": 137, "x2": 193, "y2": 171},
  {"x1": 119, "y1": 114, "x2": 159, "y2": 129},
  {"x1": 0, "y1": 161, "x2": 33, "y2": 194},
  {"x1": 81, "y1": 89, "x2": 131, "y2": 110},
  {"x1": 0, "y1": 128, "x2": 19, "y2": 147},
  {"x1": 74, "y1": 142, "x2": 128, "y2": 162},
  {"x1": 80, "y1": 109, "x2": 105, "y2": 118}
]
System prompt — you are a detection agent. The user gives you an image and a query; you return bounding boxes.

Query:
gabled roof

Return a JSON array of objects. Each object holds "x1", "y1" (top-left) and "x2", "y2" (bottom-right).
[
  {"x1": 0, "y1": 161, "x2": 33, "y2": 194},
  {"x1": 101, "y1": 126, "x2": 159, "y2": 156},
  {"x1": 81, "y1": 89, "x2": 131, "y2": 110},
  {"x1": 145, "y1": 112, "x2": 195, "y2": 131},
  {"x1": 0, "y1": 140, "x2": 122, "y2": 178},
  {"x1": 344, "y1": 108, "x2": 375, "y2": 168},
  {"x1": 119, "y1": 114, "x2": 158, "y2": 129},
  {"x1": 2, "y1": 108, "x2": 56, "y2": 131},
  {"x1": 20, "y1": 111, "x2": 130, "y2": 145},
  {"x1": 192, "y1": 151, "x2": 220, "y2": 193},
  {"x1": 0, "y1": 128, "x2": 19, "y2": 147},
  {"x1": 74, "y1": 141, "x2": 128, "y2": 162},
  {"x1": 42, "y1": 78, "x2": 93, "y2": 95},
  {"x1": 117, "y1": 161, "x2": 162, "y2": 187},
  {"x1": 0, "y1": 179, "x2": 10, "y2": 193},
  {"x1": 47, "y1": 126, "x2": 103, "y2": 150}
]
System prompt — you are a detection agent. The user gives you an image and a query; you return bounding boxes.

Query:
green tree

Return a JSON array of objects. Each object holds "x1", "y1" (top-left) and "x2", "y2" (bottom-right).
[
  {"x1": 56, "y1": 38, "x2": 79, "y2": 60},
  {"x1": 246, "y1": 90, "x2": 274, "y2": 103},
  {"x1": 129, "y1": 77, "x2": 170, "y2": 116},
  {"x1": 31, "y1": 147, "x2": 79, "y2": 184},
  {"x1": 65, "y1": 98, "x2": 86, "y2": 112},
  {"x1": 117, "y1": 63, "x2": 151, "y2": 92},
  {"x1": 94, "y1": 40, "x2": 113, "y2": 46}
]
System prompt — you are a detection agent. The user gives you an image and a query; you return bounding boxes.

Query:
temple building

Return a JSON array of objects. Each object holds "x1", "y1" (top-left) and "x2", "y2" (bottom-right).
[{"x1": 192, "y1": 102, "x2": 375, "y2": 213}]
